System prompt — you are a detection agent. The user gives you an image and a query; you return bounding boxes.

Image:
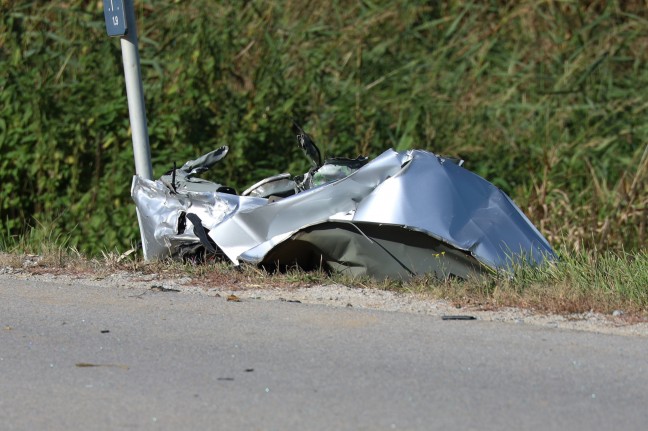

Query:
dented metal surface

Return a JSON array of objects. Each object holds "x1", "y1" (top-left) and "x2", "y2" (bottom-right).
[{"x1": 132, "y1": 144, "x2": 555, "y2": 279}]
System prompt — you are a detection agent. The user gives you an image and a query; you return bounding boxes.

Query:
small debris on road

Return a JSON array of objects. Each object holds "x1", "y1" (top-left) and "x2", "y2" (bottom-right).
[
  {"x1": 227, "y1": 294, "x2": 241, "y2": 302},
  {"x1": 442, "y1": 315, "x2": 477, "y2": 321},
  {"x1": 150, "y1": 285, "x2": 180, "y2": 293},
  {"x1": 279, "y1": 298, "x2": 302, "y2": 303},
  {"x1": 75, "y1": 363, "x2": 129, "y2": 370}
]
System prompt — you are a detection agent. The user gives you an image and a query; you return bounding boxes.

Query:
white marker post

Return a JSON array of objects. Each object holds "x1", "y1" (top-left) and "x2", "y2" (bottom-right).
[{"x1": 103, "y1": 0, "x2": 153, "y2": 180}]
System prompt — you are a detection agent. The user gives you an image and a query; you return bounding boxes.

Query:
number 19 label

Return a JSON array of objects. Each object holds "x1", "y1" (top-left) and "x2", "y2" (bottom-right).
[{"x1": 103, "y1": 0, "x2": 128, "y2": 37}]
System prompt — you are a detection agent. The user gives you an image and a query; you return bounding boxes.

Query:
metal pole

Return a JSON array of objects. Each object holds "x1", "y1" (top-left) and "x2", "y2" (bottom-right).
[{"x1": 120, "y1": 0, "x2": 153, "y2": 180}]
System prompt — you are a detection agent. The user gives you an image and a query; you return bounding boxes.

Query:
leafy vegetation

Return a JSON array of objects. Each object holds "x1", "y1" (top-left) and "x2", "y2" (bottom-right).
[{"x1": 1, "y1": 0, "x2": 646, "y2": 256}]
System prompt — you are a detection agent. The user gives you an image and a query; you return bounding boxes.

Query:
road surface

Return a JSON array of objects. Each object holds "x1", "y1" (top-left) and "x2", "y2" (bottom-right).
[{"x1": 1, "y1": 275, "x2": 647, "y2": 430}]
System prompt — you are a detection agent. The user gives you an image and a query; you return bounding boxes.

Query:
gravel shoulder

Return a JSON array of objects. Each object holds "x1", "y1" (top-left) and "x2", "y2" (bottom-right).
[{"x1": 2, "y1": 267, "x2": 647, "y2": 337}]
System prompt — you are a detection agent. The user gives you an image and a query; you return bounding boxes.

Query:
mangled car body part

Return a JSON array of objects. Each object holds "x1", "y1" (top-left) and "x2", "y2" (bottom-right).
[{"x1": 132, "y1": 146, "x2": 555, "y2": 279}]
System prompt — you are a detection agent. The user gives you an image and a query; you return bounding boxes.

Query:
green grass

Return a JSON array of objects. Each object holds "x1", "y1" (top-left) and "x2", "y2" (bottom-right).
[
  {"x1": 428, "y1": 247, "x2": 648, "y2": 316},
  {"x1": 2, "y1": 223, "x2": 646, "y2": 318},
  {"x1": 1, "y1": 0, "x2": 646, "y2": 254},
  {"x1": 0, "y1": 218, "x2": 79, "y2": 267}
]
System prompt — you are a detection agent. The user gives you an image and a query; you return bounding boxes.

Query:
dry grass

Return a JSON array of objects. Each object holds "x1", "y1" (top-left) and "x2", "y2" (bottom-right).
[
  {"x1": 2, "y1": 243, "x2": 646, "y2": 320},
  {"x1": 523, "y1": 142, "x2": 648, "y2": 252}
]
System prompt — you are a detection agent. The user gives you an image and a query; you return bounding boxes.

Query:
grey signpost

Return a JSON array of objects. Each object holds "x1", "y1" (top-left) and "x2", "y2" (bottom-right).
[{"x1": 103, "y1": 0, "x2": 153, "y2": 180}]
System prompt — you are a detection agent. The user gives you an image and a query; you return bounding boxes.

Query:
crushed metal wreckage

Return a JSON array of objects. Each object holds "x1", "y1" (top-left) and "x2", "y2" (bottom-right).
[{"x1": 132, "y1": 123, "x2": 555, "y2": 280}]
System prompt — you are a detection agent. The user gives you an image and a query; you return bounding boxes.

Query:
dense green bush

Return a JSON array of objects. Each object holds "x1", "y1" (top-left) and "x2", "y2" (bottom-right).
[{"x1": 1, "y1": 0, "x2": 646, "y2": 254}]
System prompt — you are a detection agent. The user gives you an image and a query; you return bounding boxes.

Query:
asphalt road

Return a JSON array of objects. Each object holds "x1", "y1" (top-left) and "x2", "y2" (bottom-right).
[{"x1": 1, "y1": 276, "x2": 647, "y2": 430}]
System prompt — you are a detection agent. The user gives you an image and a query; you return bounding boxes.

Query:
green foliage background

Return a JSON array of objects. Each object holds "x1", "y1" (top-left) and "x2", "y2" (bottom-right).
[{"x1": 1, "y1": 0, "x2": 646, "y2": 254}]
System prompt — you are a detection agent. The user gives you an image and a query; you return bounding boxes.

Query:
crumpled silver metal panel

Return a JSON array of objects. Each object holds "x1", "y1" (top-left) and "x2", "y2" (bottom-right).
[
  {"x1": 349, "y1": 150, "x2": 553, "y2": 268},
  {"x1": 131, "y1": 175, "x2": 266, "y2": 259},
  {"x1": 208, "y1": 149, "x2": 406, "y2": 264},
  {"x1": 132, "y1": 148, "x2": 555, "y2": 278}
]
